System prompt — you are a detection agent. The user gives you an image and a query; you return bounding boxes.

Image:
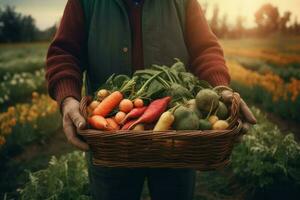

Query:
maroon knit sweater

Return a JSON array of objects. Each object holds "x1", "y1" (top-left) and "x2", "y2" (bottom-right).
[{"x1": 46, "y1": 0, "x2": 230, "y2": 105}]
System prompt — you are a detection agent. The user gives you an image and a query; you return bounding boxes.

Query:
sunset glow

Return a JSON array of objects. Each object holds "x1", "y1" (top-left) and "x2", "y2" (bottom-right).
[{"x1": 0, "y1": 0, "x2": 299, "y2": 29}]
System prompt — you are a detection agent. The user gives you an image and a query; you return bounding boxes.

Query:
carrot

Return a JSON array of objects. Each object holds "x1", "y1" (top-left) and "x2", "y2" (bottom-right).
[
  {"x1": 93, "y1": 91, "x2": 123, "y2": 117},
  {"x1": 119, "y1": 99, "x2": 134, "y2": 113},
  {"x1": 88, "y1": 115, "x2": 108, "y2": 130},
  {"x1": 133, "y1": 98, "x2": 144, "y2": 108},
  {"x1": 120, "y1": 106, "x2": 147, "y2": 125},
  {"x1": 114, "y1": 111, "x2": 126, "y2": 124},
  {"x1": 106, "y1": 118, "x2": 120, "y2": 131},
  {"x1": 153, "y1": 111, "x2": 175, "y2": 131},
  {"x1": 89, "y1": 100, "x2": 100, "y2": 110},
  {"x1": 128, "y1": 96, "x2": 172, "y2": 130},
  {"x1": 121, "y1": 119, "x2": 137, "y2": 130}
]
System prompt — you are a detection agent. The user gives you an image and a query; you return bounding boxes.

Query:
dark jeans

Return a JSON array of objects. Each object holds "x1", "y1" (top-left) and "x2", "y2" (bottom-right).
[{"x1": 87, "y1": 154, "x2": 196, "y2": 200}]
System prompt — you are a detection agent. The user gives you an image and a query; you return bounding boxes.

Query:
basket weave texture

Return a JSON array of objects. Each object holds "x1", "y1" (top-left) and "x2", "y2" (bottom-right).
[{"x1": 78, "y1": 93, "x2": 243, "y2": 170}]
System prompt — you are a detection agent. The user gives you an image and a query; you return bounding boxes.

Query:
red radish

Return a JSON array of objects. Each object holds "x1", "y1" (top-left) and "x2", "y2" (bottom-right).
[
  {"x1": 119, "y1": 99, "x2": 134, "y2": 113},
  {"x1": 93, "y1": 91, "x2": 123, "y2": 117},
  {"x1": 88, "y1": 115, "x2": 108, "y2": 130},
  {"x1": 134, "y1": 98, "x2": 144, "y2": 108},
  {"x1": 120, "y1": 106, "x2": 147, "y2": 125},
  {"x1": 121, "y1": 120, "x2": 137, "y2": 130},
  {"x1": 115, "y1": 111, "x2": 126, "y2": 124},
  {"x1": 106, "y1": 118, "x2": 120, "y2": 131},
  {"x1": 128, "y1": 96, "x2": 172, "y2": 130}
]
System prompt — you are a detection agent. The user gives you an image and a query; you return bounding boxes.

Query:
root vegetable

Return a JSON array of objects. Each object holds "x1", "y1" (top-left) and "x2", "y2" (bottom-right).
[
  {"x1": 133, "y1": 98, "x2": 144, "y2": 108},
  {"x1": 106, "y1": 118, "x2": 120, "y2": 131},
  {"x1": 133, "y1": 124, "x2": 145, "y2": 131},
  {"x1": 153, "y1": 111, "x2": 175, "y2": 131},
  {"x1": 173, "y1": 106, "x2": 199, "y2": 130},
  {"x1": 199, "y1": 119, "x2": 212, "y2": 130},
  {"x1": 128, "y1": 96, "x2": 172, "y2": 130},
  {"x1": 88, "y1": 115, "x2": 109, "y2": 130},
  {"x1": 208, "y1": 115, "x2": 219, "y2": 125},
  {"x1": 186, "y1": 99, "x2": 203, "y2": 118},
  {"x1": 115, "y1": 111, "x2": 126, "y2": 124},
  {"x1": 212, "y1": 120, "x2": 229, "y2": 130},
  {"x1": 120, "y1": 107, "x2": 147, "y2": 124},
  {"x1": 93, "y1": 91, "x2": 123, "y2": 117},
  {"x1": 196, "y1": 89, "x2": 219, "y2": 113},
  {"x1": 216, "y1": 101, "x2": 228, "y2": 120},
  {"x1": 121, "y1": 120, "x2": 137, "y2": 130},
  {"x1": 119, "y1": 99, "x2": 134, "y2": 113},
  {"x1": 89, "y1": 100, "x2": 100, "y2": 110},
  {"x1": 97, "y1": 89, "x2": 110, "y2": 100}
]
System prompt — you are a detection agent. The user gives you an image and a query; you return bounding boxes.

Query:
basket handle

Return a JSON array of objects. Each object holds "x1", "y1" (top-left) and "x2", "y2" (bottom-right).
[
  {"x1": 228, "y1": 92, "x2": 241, "y2": 129},
  {"x1": 80, "y1": 96, "x2": 92, "y2": 120}
]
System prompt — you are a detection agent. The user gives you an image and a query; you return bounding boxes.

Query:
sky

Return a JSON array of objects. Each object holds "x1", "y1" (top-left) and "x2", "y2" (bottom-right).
[{"x1": 0, "y1": 0, "x2": 299, "y2": 30}]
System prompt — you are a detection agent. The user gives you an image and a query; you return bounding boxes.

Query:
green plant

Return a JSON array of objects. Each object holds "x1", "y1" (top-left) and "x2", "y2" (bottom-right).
[
  {"x1": 19, "y1": 151, "x2": 90, "y2": 200},
  {"x1": 231, "y1": 107, "x2": 300, "y2": 198}
]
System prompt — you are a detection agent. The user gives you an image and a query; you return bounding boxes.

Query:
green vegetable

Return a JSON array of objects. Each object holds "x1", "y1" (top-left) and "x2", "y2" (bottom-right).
[
  {"x1": 170, "y1": 58, "x2": 186, "y2": 72},
  {"x1": 186, "y1": 99, "x2": 203, "y2": 119},
  {"x1": 216, "y1": 101, "x2": 229, "y2": 120},
  {"x1": 173, "y1": 106, "x2": 199, "y2": 130},
  {"x1": 196, "y1": 89, "x2": 220, "y2": 113},
  {"x1": 199, "y1": 119, "x2": 212, "y2": 130}
]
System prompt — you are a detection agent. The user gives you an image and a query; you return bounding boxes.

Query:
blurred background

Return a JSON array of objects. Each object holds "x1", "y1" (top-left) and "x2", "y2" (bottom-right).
[{"x1": 0, "y1": 0, "x2": 299, "y2": 199}]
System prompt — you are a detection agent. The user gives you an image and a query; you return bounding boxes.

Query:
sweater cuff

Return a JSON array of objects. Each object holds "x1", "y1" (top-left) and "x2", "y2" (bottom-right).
[
  {"x1": 53, "y1": 79, "x2": 82, "y2": 107},
  {"x1": 205, "y1": 71, "x2": 230, "y2": 87}
]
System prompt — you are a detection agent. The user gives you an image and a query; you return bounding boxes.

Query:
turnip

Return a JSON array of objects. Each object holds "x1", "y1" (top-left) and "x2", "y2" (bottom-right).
[
  {"x1": 196, "y1": 89, "x2": 220, "y2": 113},
  {"x1": 212, "y1": 120, "x2": 229, "y2": 130},
  {"x1": 173, "y1": 106, "x2": 199, "y2": 130},
  {"x1": 216, "y1": 101, "x2": 228, "y2": 120},
  {"x1": 186, "y1": 99, "x2": 203, "y2": 119},
  {"x1": 199, "y1": 119, "x2": 212, "y2": 130},
  {"x1": 208, "y1": 115, "x2": 219, "y2": 125}
]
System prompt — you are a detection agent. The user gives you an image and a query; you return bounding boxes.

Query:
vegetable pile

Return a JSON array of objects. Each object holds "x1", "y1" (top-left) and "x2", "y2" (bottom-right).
[{"x1": 86, "y1": 60, "x2": 234, "y2": 131}]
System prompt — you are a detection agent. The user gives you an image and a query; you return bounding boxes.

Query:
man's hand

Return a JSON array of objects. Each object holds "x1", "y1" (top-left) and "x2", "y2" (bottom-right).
[
  {"x1": 220, "y1": 90, "x2": 257, "y2": 136},
  {"x1": 62, "y1": 97, "x2": 89, "y2": 151}
]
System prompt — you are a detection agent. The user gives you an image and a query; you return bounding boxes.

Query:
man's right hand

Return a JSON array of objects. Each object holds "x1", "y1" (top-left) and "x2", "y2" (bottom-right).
[{"x1": 62, "y1": 97, "x2": 89, "y2": 151}]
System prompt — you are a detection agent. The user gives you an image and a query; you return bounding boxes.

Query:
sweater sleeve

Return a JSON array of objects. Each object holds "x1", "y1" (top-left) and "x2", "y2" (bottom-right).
[
  {"x1": 185, "y1": 0, "x2": 230, "y2": 86},
  {"x1": 46, "y1": 0, "x2": 87, "y2": 106}
]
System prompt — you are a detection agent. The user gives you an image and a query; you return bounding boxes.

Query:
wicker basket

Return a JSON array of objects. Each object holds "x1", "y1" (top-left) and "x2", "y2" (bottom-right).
[{"x1": 78, "y1": 93, "x2": 243, "y2": 171}]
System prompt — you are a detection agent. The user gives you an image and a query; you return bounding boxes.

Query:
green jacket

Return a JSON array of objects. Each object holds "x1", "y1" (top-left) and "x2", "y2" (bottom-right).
[{"x1": 79, "y1": 0, "x2": 189, "y2": 94}]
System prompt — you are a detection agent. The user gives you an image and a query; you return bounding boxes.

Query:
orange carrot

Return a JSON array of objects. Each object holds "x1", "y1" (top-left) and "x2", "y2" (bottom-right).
[
  {"x1": 119, "y1": 99, "x2": 134, "y2": 113},
  {"x1": 93, "y1": 91, "x2": 123, "y2": 117},
  {"x1": 88, "y1": 115, "x2": 109, "y2": 130},
  {"x1": 133, "y1": 98, "x2": 144, "y2": 108},
  {"x1": 114, "y1": 111, "x2": 126, "y2": 124},
  {"x1": 106, "y1": 118, "x2": 120, "y2": 131}
]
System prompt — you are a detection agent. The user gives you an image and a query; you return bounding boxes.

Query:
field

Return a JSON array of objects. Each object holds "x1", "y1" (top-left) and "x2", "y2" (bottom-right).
[{"x1": 0, "y1": 39, "x2": 300, "y2": 200}]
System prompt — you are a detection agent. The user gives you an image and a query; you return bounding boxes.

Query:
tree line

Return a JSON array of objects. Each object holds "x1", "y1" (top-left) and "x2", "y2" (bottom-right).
[
  {"x1": 0, "y1": 6, "x2": 56, "y2": 43},
  {"x1": 1, "y1": 3, "x2": 300, "y2": 43},
  {"x1": 203, "y1": 3, "x2": 300, "y2": 38}
]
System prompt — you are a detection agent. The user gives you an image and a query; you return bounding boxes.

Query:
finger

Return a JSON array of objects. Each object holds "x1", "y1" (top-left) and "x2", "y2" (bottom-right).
[
  {"x1": 68, "y1": 134, "x2": 90, "y2": 151},
  {"x1": 241, "y1": 122, "x2": 251, "y2": 134},
  {"x1": 69, "y1": 109, "x2": 86, "y2": 130},
  {"x1": 63, "y1": 117, "x2": 89, "y2": 151},
  {"x1": 240, "y1": 99, "x2": 257, "y2": 124},
  {"x1": 221, "y1": 90, "x2": 234, "y2": 104}
]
